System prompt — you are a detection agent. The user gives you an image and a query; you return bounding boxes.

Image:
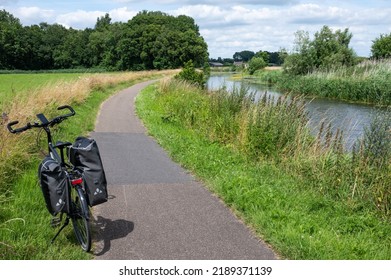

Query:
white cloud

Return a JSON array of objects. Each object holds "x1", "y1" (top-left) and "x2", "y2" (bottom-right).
[
  {"x1": 13, "y1": 6, "x2": 55, "y2": 24},
  {"x1": 115, "y1": 0, "x2": 297, "y2": 5},
  {"x1": 106, "y1": 7, "x2": 137, "y2": 23},
  {"x1": 54, "y1": 7, "x2": 137, "y2": 29},
  {"x1": 172, "y1": 3, "x2": 391, "y2": 58},
  {"x1": 56, "y1": 10, "x2": 104, "y2": 29}
]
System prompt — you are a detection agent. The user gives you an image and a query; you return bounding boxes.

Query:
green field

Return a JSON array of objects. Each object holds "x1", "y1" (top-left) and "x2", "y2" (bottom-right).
[{"x1": 0, "y1": 73, "x2": 87, "y2": 108}]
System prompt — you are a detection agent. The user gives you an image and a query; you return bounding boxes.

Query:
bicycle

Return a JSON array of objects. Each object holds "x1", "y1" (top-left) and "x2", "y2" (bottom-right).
[{"x1": 7, "y1": 105, "x2": 92, "y2": 252}]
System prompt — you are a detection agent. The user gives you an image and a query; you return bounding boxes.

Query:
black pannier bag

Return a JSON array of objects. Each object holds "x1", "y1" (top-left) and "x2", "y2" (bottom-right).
[
  {"x1": 38, "y1": 156, "x2": 69, "y2": 216},
  {"x1": 69, "y1": 136, "x2": 108, "y2": 206}
]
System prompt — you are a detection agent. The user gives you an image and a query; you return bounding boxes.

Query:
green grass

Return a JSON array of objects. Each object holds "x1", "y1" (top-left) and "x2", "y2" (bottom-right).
[
  {"x1": 135, "y1": 82, "x2": 391, "y2": 259},
  {"x1": 0, "y1": 73, "x2": 86, "y2": 108}
]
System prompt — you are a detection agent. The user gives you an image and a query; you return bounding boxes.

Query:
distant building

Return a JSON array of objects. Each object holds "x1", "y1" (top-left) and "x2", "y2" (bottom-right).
[
  {"x1": 209, "y1": 62, "x2": 224, "y2": 67},
  {"x1": 233, "y1": 61, "x2": 247, "y2": 68}
]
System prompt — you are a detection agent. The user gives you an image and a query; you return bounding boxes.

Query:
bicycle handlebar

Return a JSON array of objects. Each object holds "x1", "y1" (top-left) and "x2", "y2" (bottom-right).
[
  {"x1": 7, "y1": 105, "x2": 76, "y2": 134},
  {"x1": 57, "y1": 105, "x2": 75, "y2": 118},
  {"x1": 7, "y1": 121, "x2": 31, "y2": 134}
]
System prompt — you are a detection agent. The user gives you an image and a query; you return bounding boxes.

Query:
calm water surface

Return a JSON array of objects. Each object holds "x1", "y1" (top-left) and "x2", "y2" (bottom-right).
[{"x1": 207, "y1": 74, "x2": 389, "y2": 150}]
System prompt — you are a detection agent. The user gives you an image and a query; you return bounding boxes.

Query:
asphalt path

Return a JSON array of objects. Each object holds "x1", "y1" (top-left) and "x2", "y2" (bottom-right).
[{"x1": 91, "y1": 80, "x2": 277, "y2": 260}]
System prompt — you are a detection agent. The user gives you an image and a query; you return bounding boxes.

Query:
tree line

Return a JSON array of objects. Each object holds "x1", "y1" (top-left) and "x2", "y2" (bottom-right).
[
  {"x1": 210, "y1": 26, "x2": 391, "y2": 75},
  {"x1": 210, "y1": 50, "x2": 283, "y2": 66},
  {"x1": 0, "y1": 10, "x2": 209, "y2": 71}
]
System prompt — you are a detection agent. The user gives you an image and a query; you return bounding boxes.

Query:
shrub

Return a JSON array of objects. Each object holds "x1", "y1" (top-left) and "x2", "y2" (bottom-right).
[{"x1": 175, "y1": 60, "x2": 205, "y2": 88}]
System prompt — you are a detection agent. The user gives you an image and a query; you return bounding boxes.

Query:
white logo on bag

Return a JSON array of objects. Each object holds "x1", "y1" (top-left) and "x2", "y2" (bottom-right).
[
  {"x1": 94, "y1": 188, "x2": 103, "y2": 196},
  {"x1": 56, "y1": 199, "x2": 64, "y2": 207}
]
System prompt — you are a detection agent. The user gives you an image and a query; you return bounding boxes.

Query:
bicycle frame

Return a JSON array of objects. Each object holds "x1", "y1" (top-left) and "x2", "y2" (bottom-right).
[{"x1": 7, "y1": 105, "x2": 92, "y2": 251}]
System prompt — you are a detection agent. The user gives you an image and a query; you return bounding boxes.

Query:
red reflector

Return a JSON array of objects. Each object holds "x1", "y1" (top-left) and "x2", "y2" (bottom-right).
[{"x1": 71, "y1": 178, "x2": 83, "y2": 186}]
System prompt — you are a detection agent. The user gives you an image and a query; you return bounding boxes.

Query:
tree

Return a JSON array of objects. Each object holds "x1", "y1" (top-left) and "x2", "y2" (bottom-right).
[
  {"x1": 283, "y1": 26, "x2": 356, "y2": 75},
  {"x1": 233, "y1": 50, "x2": 255, "y2": 62},
  {"x1": 123, "y1": 11, "x2": 208, "y2": 70},
  {"x1": 283, "y1": 30, "x2": 315, "y2": 75},
  {"x1": 95, "y1": 13, "x2": 111, "y2": 31},
  {"x1": 175, "y1": 60, "x2": 205, "y2": 88},
  {"x1": 0, "y1": 9, "x2": 208, "y2": 71},
  {"x1": 0, "y1": 10, "x2": 25, "y2": 69},
  {"x1": 248, "y1": 56, "x2": 267, "y2": 75},
  {"x1": 371, "y1": 33, "x2": 391, "y2": 59},
  {"x1": 312, "y1": 26, "x2": 355, "y2": 69},
  {"x1": 254, "y1": 50, "x2": 269, "y2": 64},
  {"x1": 53, "y1": 28, "x2": 93, "y2": 68}
]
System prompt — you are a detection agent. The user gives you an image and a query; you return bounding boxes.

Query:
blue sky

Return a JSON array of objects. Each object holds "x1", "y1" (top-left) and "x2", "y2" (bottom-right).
[{"x1": 1, "y1": 0, "x2": 390, "y2": 58}]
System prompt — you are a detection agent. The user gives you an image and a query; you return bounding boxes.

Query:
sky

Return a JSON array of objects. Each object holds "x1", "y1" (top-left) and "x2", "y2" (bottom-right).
[{"x1": 1, "y1": 0, "x2": 390, "y2": 59}]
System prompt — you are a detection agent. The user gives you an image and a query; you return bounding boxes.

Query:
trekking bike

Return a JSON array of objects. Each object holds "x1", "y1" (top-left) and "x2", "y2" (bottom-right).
[{"x1": 7, "y1": 105, "x2": 92, "y2": 252}]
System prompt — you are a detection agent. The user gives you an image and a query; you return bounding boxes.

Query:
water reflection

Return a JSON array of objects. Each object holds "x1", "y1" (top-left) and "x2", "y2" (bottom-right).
[{"x1": 207, "y1": 74, "x2": 388, "y2": 150}]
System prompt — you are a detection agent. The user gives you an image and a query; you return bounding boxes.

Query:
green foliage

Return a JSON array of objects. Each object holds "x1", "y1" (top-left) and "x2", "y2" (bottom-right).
[
  {"x1": 233, "y1": 50, "x2": 255, "y2": 62},
  {"x1": 175, "y1": 60, "x2": 206, "y2": 88},
  {"x1": 371, "y1": 33, "x2": 391, "y2": 59},
  {"x1": 0, "y1": 9, "x2": 208, "y2": 71},
  {"x1": 254, "y1": 50, "x2": 269, "y2": 64},
  {"x1": 248, "y1": 56, "x2": 267, "y2": 75},
  {"x1": 283, "y1": 26, "x2": 356, "y2": 75}
]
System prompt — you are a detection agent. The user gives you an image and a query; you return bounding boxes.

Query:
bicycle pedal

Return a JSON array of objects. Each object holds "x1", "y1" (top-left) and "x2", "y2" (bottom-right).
[{"x1": 50, "y1": 217, "x2": 62, "y2": 228}]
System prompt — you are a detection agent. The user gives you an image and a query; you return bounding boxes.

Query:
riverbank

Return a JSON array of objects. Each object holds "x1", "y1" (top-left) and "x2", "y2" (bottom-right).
[
  {"x1": 136, "y1": 78, "x2": 391, "y2": 259},
  {"x1": 252, "y1": 59, "x2": 391, "y2": 106}
]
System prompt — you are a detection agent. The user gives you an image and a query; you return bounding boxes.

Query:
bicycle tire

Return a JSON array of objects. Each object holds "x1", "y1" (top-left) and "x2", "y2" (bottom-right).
[{"x1": 70, "y1": 186, "x2": 91, "y2": 252}]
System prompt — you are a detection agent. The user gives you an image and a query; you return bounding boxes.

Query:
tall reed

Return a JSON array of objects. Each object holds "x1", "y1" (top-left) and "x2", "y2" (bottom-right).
[
  {"x1": 275, "y1": 59, "x2": 391, "y2": 106},
  {"x1": 157, "y1": 78, "x2": 391, "y2": 217},
  {"x1": 158, "y1": 78, "x2": 311, "y2": 160}
]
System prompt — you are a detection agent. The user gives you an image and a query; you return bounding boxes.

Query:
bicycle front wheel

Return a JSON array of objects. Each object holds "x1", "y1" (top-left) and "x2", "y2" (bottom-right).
[{"x1": 71, "y1": 186, "x2": 91, "y2": 252}]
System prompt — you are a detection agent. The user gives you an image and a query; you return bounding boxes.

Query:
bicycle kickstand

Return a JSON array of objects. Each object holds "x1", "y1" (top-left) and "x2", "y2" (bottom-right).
[{"x1": 51, "y1": 216, "x2": 70, "y2": 244}]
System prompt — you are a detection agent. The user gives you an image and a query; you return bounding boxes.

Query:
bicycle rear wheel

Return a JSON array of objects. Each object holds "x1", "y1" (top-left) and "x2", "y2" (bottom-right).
[{"x1": 70, "y1": 186, "x2": 91, "y2": 252}]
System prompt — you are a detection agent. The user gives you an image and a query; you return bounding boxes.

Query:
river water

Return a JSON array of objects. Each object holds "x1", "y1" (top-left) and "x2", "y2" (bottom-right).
[{"x1": 207, "y1": 74, "x2": 389, "y2": 150}]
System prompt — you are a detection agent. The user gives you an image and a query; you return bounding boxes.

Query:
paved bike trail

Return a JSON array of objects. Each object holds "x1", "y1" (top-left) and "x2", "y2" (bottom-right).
[{"x1": 91, "y1": 80, "x2": 277, "y2": 260}]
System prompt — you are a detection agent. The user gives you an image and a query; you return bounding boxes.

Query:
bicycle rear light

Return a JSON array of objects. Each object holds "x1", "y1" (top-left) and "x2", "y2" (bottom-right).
[{"x1": 71, "y1": 178, "x2": 83, "y2": 186}]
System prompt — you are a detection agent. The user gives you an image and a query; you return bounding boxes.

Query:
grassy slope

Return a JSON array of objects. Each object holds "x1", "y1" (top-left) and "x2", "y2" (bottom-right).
[{"x1": 135, "y1": 84, "x2": 391, "y2": 260}]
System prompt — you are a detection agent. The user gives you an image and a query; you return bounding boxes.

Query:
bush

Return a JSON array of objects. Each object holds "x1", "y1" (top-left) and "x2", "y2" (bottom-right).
[
  {"x1": 175, "y1": 60, "x2": 205, "y2": 88},
  {"x1": 248, "y1": 57, "x2": 267, "y2": 75},
  {"x1": 371, "y1": 33, "x2": 391, "y2": 59},
  {"x1": 283, "y1": 26, "x2": 356, "y2": 75}
]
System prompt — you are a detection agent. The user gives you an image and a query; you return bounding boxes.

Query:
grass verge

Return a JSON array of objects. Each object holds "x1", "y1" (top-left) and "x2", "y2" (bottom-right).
[{"x1": 135, "y1": 81, "x2": 391, "y2": 259}]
